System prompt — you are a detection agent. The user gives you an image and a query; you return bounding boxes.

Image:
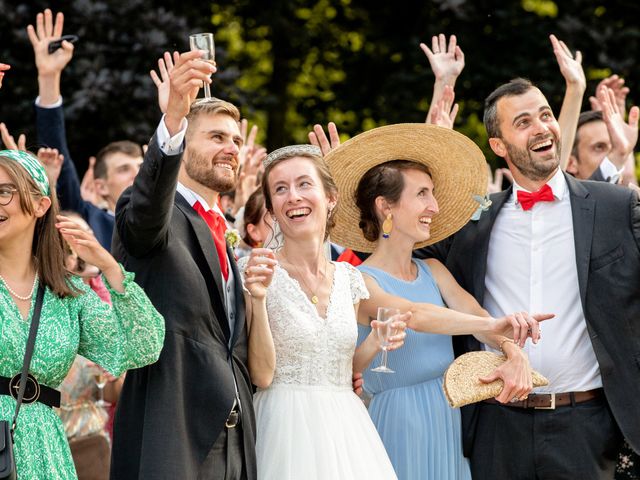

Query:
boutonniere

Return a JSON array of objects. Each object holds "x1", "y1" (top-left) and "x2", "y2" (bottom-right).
[
  {"x1": 471, "y1": 194, "x2": 492, "y2": 221},
  {"x1": 224, "y1": 229, "x2": 241, "y2": 248}
]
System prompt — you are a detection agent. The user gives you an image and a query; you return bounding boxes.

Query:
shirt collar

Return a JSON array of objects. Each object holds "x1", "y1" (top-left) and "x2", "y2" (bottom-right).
[
  {"x1": 512, "y1": 167, "x2": 567, "y2": 205},
  {"x1": 176, "y1": 182, "x2": 225, "y2": 217}
]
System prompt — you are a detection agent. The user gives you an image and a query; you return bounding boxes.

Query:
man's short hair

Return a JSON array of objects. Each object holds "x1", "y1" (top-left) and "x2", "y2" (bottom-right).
[
  {"x1": 185, "y1": 98, "x2": 241, "y2": 139},
  {"x1": 483, "y1": 78, "x2": 535, "y2": 139},
  {"x1": 94, "y1": 141, "x2": 143, "y2": 180},
  {"x1": 571, "y1": 110, "x2": 604, "y2": 157}
]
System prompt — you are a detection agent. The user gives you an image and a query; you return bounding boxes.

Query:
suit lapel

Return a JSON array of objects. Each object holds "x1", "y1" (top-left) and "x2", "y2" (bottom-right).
[
  {"x1": 175, "y1": 194, "x2": 230, "y2": 339},
  {"x1": 471, "y1": 188, "x2": 512, "y2": 304},
  {"x1": 565, "y1": 174, "x2": 595, "y2": 309}
]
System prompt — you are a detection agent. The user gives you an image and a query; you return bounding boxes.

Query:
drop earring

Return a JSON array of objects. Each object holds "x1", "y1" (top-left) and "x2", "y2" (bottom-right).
[{"x1": 382, "y1": 213, "x2": 393, "y2": 239}]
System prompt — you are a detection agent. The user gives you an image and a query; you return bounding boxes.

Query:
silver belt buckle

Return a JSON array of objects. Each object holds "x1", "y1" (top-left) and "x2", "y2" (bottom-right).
[
  {"x1": 534, "y1": 393, "x2": 556, "y2": 410},
  {"x1": 225, "y1": 399, "x2": 240, "y2": 428}
]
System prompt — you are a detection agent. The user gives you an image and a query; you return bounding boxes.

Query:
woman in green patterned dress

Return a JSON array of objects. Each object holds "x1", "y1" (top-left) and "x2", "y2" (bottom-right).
[{"x1": 0, "y1": 149, "x2": 165, "y2": 479}]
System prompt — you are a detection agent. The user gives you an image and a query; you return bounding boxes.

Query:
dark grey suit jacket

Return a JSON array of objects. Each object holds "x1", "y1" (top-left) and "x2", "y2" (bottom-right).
[
  {"x1": 416, "y1": 173, "x2": 640, "y2": 455},
  {"x1": 110, "y1": 136, "x2": 256, "y2": 479}
]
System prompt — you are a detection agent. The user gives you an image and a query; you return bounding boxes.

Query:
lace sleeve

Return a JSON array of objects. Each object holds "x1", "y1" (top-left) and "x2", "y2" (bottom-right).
[{"x1": 342, "y1": 262, "x2": 370, "y2": 304}]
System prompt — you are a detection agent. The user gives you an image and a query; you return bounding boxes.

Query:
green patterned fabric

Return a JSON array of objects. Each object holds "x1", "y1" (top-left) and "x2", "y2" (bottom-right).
[
  {"x1": 0, "y1": 268, "x2": 165, "y2": 479},
  {"x1": 0, "y1": 149, "x2": 50, "y2": 195}
]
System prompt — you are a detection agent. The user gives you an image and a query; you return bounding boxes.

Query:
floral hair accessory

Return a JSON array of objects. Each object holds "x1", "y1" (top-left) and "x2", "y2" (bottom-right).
[
  {"x1": 0, "y1": 149, "x2": 50, "y2": 195},
  {"x1": 225, "y1": 228, "x2": 241, "y2": 248}
]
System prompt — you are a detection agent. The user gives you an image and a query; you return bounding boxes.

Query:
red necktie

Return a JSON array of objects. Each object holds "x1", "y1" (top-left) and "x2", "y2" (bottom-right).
[
  {"x1": 516, "y1": 184, "x2": 554, "y2": 211},
  {"x1": 193, "y1": 201, "x2": 229, "y2": 281}
]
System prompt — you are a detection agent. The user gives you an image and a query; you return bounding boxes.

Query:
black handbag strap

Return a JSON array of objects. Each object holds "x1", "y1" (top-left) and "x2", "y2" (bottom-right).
[{"x1": 11, "y1": 282, "x2": 45, "y2": 432}]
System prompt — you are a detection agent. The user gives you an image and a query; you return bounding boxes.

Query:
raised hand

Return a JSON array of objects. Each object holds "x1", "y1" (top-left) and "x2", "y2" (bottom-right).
[
  {"x1": 80, "y1": 156, "x2": 102, "y2": 205},
  {"x1": 243, "y1": 248, "x2": 278, "y2": 299},
  {"x1": 237, "y1": 119, "x2": 259, "y2": 172},
  {"x1": 598, "y1": 85, "x2": 639, "y2": 166},
  {"x1": 487, "y1": 165, "x2": 513, "y2": 194},
  {"x1": 165, "y1": 50, "x2": 216, "y2": 136},
  {"x1": 491, "y1": 312, "x2": 555, "y2": 347},
  {"x1": 549, "y1": 34, "x2": 585, "y2": 89},
  {"x1": 0, "y1": 122, "x2": 26, "y2": 151},
  {"x1": 27, "y1": 9, "x2": 74, "y2": 77},
  {"x1": 56, "y1": 214, "x2": 126, "y2": 292},
  {"x1": 419, "y1": 34, "x2": 465, "y2": 83},
  {"x1": 38, "y1": 147, "x2": 64, "y2": 184},
  {"x1": 233, "y1": 120, "x2": 266, "y2": 214},
  {"x1": 551, "y1": 34, "x2": 586, "y2": 171},
  {"x1": 0, "y1": 63, "x2": 10, "y2": 89},
  {"x1": 308, "y1": 122, "x2": 340, "y2": 156},
  {"x1": 589, "y1": 74, "x2": 629, "y2": 114},
  {"x1": 150, "y1": 51, "x2": 178, "y2": 114},
  {"x1": 428, "y1": 85, "x2": 458, "y2": 128}
]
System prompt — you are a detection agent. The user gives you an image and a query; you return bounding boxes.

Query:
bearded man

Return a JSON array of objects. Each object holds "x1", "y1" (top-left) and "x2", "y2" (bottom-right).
[
  {"x1": 111, "y1": 51, "x2": 255, "y2": 480},
  {"x1": 417, "y1": 78, "x2": 640, "y2": 479}
]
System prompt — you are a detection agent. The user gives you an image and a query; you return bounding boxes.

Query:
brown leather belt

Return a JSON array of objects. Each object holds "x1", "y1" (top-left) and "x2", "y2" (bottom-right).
[{"x1": 484, "y1": 388, "x2": 603, "y2": 410}]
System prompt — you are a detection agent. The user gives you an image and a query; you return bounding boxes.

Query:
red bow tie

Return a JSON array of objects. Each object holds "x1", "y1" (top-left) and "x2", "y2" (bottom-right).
[
  {"x1": 516, "y1": 184, "x2": 554, "y2": 211},
  {"x1": 193, "y1": 201, "x2": 229, "y2": 281}
]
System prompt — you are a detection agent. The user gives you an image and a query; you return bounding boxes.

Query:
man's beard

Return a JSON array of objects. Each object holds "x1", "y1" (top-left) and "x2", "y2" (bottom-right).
[
  {"x1": 505, "y1": 134, "x2": 561, "y2": 182},
  {"x1": 184, "y1": 147, "x2": 237, "y2": 193}
]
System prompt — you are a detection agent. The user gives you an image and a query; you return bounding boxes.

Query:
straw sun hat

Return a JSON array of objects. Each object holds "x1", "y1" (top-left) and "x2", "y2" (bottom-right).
[{"x1": 325, "y1": 123, "x2": 487, "y2": 253}]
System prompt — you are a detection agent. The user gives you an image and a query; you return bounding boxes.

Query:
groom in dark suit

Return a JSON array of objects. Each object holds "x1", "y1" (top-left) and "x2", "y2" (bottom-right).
[
  {"x1": 417, "y1": 78, "x2": 640, "y2": 479},
  {"x1": 110, "y1": 51, "x2": 255, "y2": 479}
]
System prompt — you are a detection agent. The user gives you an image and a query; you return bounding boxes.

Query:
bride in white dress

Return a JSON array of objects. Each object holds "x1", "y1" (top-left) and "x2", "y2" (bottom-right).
[{"x1": 239, "y1": 145, "x2": 405, "y2": 480}]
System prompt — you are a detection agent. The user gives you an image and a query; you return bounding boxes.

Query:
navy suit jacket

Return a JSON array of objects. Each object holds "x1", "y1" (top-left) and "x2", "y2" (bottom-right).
[{"x1": 36, "y1": 104, "x2": 114, "y2": 249}]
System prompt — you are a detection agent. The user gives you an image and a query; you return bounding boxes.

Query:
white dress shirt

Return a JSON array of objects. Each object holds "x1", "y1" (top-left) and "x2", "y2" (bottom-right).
[{"x1": 483, "y1": 168, "x2": 602, "y2": 393}]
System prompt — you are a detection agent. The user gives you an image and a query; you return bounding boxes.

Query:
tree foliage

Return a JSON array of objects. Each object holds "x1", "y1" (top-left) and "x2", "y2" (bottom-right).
[{"x1": 1, "y1": 0, "x2": 639, "y2": 170}]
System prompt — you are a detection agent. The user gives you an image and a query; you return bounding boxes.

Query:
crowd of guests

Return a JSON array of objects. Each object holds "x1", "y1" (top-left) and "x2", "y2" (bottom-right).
[{"x1": 1, "y1": 7, "x2": 639, "y2": 480}]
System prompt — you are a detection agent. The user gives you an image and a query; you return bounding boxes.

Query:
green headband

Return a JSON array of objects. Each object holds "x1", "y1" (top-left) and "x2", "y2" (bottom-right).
[{"x1": 0, "y1": 149, "x2": 50, "y2": 195}]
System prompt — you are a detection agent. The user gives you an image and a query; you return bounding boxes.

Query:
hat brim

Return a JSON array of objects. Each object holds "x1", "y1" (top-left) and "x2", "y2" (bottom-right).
[{"x1": 325, "y1": 124, "x2": 487, "y2": 253}]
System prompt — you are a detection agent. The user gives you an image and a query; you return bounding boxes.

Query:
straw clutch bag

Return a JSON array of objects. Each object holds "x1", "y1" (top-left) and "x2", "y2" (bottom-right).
[{"x1": 443, "y1": 351, "x2": 549, "y2": 408}]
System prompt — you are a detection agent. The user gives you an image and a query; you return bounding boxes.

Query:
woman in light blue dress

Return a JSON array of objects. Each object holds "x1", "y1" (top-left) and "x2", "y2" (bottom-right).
[
  {"x1": 326, "y1": 124, "x2": 550, "y2": 479},
  {"x1": 357, "y1": 261, "x2": 469, "y2": 479}
]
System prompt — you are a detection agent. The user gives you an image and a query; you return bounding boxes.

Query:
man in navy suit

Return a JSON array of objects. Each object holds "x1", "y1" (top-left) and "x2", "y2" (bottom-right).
[
  {"x1": 417, "y1": 78, "x2": 640, "y2": 479},
  {"x1": 29, "y1": 8, "x2": 142, "y2": 250}
]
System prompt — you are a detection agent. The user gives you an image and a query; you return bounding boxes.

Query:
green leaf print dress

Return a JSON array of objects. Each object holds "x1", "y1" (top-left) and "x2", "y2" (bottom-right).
[{"x1": 0, "y1": 269, "x2": 165, "y2": 479}]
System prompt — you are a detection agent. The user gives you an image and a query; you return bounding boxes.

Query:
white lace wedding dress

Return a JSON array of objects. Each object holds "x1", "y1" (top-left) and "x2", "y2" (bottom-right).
[{"x1": 239, "y1": 259, "x2": 397, "y2": 480}]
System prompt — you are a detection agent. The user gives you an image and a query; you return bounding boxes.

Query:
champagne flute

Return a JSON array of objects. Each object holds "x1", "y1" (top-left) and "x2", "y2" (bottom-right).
[
  {"x1": 189, "y1": 33, "x2": 215, "y2": 99},
  {"x1": 372, "y1": 307, "x2": 399, "y2": 373},
  {"x1": 93, "y1": 370, "x2": 108, "y2": 407}
]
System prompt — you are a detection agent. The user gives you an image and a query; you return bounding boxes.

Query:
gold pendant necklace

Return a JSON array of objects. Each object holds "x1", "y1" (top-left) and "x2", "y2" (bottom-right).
[{"x1": 281, "y1": 250, "x2": 327, "y2": 305}]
